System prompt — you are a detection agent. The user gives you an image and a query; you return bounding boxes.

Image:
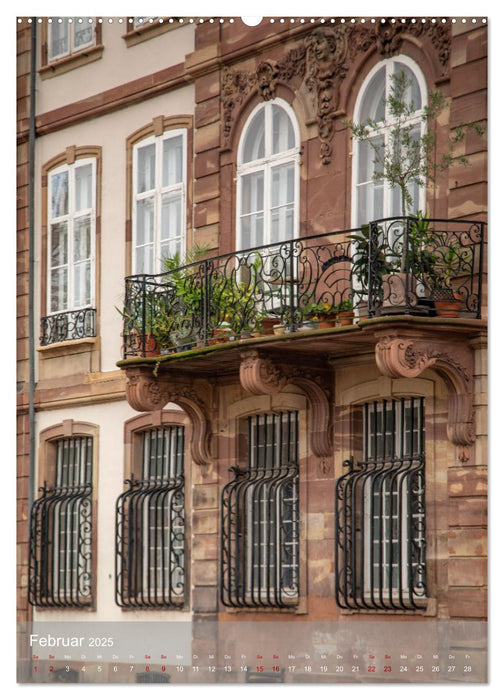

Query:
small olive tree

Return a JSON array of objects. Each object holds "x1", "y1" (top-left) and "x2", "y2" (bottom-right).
[{"x1": 345, "y1": 70, "x2": 485, "y2": 218}]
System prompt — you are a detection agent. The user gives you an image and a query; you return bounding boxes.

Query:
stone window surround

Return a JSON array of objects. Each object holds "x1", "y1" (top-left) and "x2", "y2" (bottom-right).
[
  {"x1": 120, "y1": 408, "x2": 191, "y2": 612},
  {"x1": 39, "y1": 19, "x2": 103, "y2": 79},
  {"x1": 39, "y1": 146, "x2": 102, "y2": 358},
  {"x1": 36, "y1": 420, "x2": 99, "y2": 611},
  {"x1": 337, "y1": 375, "x2": 438, "y2": 616},
  {"x1": 225, "y1": 392, "x2": 309, "y2": 614},
  {"x1": 125, "y1": 116, "x2": 193, "y2": 278},
  {"x1": 122, "y1": 17, "x2": 185, "y2": 47}
]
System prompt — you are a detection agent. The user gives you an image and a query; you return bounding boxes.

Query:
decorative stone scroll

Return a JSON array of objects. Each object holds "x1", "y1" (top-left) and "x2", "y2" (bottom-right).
[
  {"x1": 125, "y1": 367, "x2": 212, "y2": 465},
  {"x1": 375, "y1": 332, "x2": 475, "y2": 459},
  {"x1": 239, "y1": 350, "x2": 332, "y2": 457},
  {"x1": 221, "y1": 19, "x2": 451, "y2": 162},
  {"x1": 346, "y1": 18, "x2": 451, "y2": 73}
]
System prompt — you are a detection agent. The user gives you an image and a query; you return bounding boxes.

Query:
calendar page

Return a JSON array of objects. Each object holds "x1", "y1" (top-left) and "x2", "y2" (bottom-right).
[{"x1": 16, "y1": 10, "x2": 488, "y2": 686}]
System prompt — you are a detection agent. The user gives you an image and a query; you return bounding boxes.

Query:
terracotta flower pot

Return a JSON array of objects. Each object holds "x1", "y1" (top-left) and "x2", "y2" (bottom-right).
[
  {"x1": 338, "y1": 311, "x2": 355, "y2": 326},
  {"x1": 434, "y1": 293, "x2": 463, "y2": 318}
]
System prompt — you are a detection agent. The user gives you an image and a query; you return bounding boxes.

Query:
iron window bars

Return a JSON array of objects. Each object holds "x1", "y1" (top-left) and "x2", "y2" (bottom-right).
[
  {"x1": 29, "y1": 437, "x2": 93, "y2": 607},
  {"x1": 221, "y1": 411, "x2": 299, "y2": 608},
  {"x1": 40, "y1": 307, "x2": 96, "y2": 345},
  {"x1": 336, "y1": 398, "x2": 427, "y2": 611},
  {"x1": 116, "y1": 426, "x2": 185, "y2": 608}
]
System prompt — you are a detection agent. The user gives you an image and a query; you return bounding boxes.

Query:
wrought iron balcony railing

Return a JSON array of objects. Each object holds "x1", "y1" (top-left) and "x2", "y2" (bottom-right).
[
  {"x1": 40, "y1": 308, "x2": 96, "y2": 346},
  {"x1": 120, "y1": 217, "x2": 485, "y2": 358}
]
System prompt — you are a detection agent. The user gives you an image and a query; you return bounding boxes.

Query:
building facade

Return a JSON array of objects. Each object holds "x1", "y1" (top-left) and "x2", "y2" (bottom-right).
[{"x1": 17, "y1": 16, "x2": 487, "y2": 683}]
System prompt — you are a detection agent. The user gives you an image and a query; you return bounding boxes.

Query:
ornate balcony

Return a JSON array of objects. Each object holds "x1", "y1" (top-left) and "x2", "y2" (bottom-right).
[
  {"x1": 119, "y1": 217, "x2": 485, "y2": 360},
  {"x1": 40, "y1": 308, "x2": 96, "y2": 346}
]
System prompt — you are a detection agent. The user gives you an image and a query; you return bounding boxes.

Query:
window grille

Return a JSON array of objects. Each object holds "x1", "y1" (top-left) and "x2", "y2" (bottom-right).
[
  {"x1": 115, "y1": 426, "x2": 185, "y2": 607},
  {"x1": 335, "y1": 398, "x2": 427, "y2": 611},
  {"x1": 29, "y1": 437, "x2": 93, "y2": 607},
  {"x1": 221, "y1": 411, "x2": 299, "y2": 608}
]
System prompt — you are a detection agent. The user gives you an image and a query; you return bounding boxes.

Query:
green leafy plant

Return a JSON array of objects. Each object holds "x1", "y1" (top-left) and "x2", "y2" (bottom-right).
[
  {"x1": 336, "y1": 299, "x2": 354, "y2": 313},
  {"x1": 302, "y1": 301, "x2": 339, "y2": 320}
]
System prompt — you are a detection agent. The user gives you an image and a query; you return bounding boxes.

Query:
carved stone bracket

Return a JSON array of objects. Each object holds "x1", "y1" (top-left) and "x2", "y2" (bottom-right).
[
  {"x1": 125, "y1": 367, "x2": 212, "y2": 465},
  {"x1": 239, "y1": 350, "x2": 332, "y2": 457},
  {"x1": 375, "y1": 332, "x2": 475, "y2": 456}
]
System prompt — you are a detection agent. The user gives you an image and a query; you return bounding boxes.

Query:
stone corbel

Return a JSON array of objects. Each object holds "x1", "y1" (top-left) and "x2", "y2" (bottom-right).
[
  {"x1": 375, "y1": 333, "x2": 475, "y2": 459},
  {"x1": 125, "y1": 367, "x2": 212, "y2": 465},
  {"x1": 239, "y1": 350, "x2": 332, "y2": 457}
]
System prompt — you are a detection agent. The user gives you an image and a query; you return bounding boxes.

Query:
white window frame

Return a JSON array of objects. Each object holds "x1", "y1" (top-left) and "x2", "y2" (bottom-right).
[
  {"x1": 236, "y1": 99, "x2": 301, "y2": 252},
  {"x1": 47, "y1": 158, "x2": 96, "y2": 315},
  {"x1": 351, "y1": 56, "x2": 428, "y2": 228},
  {"x1": 132, "y1": 129, "x2": 187, "y2": 275},
  {"x1": 48, "y1": 18, "x2": 95, "y2": 62}
]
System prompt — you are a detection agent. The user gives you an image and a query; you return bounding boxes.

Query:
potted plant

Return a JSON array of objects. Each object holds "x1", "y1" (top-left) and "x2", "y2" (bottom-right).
[
  {"x1": 301, "y1": 301, "x2": 338, "y2": 328},
  {"x1": 117, "y1": 292, "x2": 162, "y2": 357},
  {"x1": 427, "y1": 241, "x2": 468, "y2": 317},
  {"x1": 336, "y1": 299, "x2": 355, "y2": 326}
]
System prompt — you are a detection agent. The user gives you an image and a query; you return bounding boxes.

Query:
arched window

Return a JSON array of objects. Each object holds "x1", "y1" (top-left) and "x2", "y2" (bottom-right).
[
  {"x1": 237, "y1": 100, "x2": 300, "y2": 250},
  {"x1": 352, "y1": 57, "x2": 428, "y2": 226}
]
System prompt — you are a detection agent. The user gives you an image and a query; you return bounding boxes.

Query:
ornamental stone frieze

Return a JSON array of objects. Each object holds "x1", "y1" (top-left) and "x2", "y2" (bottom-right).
[
  {"x1": 125, "y1": 367, "x2": 212, "y2": 465},
  {"x1": 374, "y1": 331, "x2": 475, "y2": 460},
  {"x1": 221, "y1": 19, "x2": 451, "y2": 162},
  {"x1": 239, "y1": 350, "x2": 332, "y2": 457}
]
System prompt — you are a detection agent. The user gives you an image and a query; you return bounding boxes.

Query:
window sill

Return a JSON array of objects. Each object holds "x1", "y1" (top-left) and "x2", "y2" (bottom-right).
[
  {"x1": 340, "y1": 597, "x2": 437, "y2": 617},
  {"x1": 122, "y1": 20, "x2": 184, "y2": 47},
  {"x1": 39, "y1": 45, "x2": 104, "y2": 79},
  {"x1": 37, "y1": 337, "x2": 99, "y2": 358}
]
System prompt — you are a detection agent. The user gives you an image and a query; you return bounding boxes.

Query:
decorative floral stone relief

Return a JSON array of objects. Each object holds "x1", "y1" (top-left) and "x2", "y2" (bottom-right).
[{"x1": 221, "y1": 19, "x2": 451, "y2": 162}]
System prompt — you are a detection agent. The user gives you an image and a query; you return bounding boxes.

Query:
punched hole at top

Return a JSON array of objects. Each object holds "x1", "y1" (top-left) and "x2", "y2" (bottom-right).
[{"x1": 241, "y1": 17, "x2": 263, "y2": 26}]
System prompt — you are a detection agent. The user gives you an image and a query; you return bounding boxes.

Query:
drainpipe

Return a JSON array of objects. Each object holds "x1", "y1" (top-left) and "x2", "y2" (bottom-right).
[{"x1": 28, "y1": 17, "x2": 36, "y2": 522}]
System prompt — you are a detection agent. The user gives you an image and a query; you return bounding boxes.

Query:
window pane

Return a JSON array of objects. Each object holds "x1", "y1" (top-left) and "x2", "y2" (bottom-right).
[
  {"x1": 51, "y1": 171, "x2": 68, "y2": 218},
  {"x1": 271, "y1": 205, "x2": 294, "y2": 242},
  {"x1": 50, "y1": 222, "x2": 68, "y2": 268},
  {"x1": 242, "y1": 110, "x2": 265, "y2": 162},
  {"x1": 73, "y1": 18, "x2": 93, "y2": 48},
  {"x1": 50, "y1": 267, "x2": 68, "y2": 312},
  {"x1": 241, "y1": 171, "x2": 264, "y2": 215},
  {"x1": 161, "y1": 191, "x2": 182, "y2": 242},
  {"x1": 49, "y1": 20, "x2": 69, "y2": 59},
  {"x1": 73, "y1": 215, "x2": 91, "y2": 262},
  {"x1": 358, "y1": 136, "x2": 384, "y2": 184},
  {"x1": 136, "y1": 196, "x2": 155, "y2": 245},
  {"x1": 137, "y1": 144, "x2": 156, "y2": 193},
  {"x1": 135, "y1": 245, "x2": 154, "y2": 274},
  {"x1": 75, "y1": 164, "x2": 93, "y2": 211},
  {"x1": 241, "y1": 213, "x2": 264, "y2": 249},
  {"x1": 356, "y1": 181, "x2": 383, "y2": 226},
  {"x1": 73, "y1": 261, "x2": 91, "y2": 307},
  {"x1": 272, "y1": 105, "x2": 295, "y2": 154},
  {"x1": 360, "y1": 66, "x2": 386, "y2": 122},
  {"x1": 393, "y1": 63, "x2": 422, "y2": 111},
  {"x1": 162, "y1": 135, "x2": 183, "y2": 187},
  {"x1": 271, "y1": 163, "x2": 294, "y2": 206}
]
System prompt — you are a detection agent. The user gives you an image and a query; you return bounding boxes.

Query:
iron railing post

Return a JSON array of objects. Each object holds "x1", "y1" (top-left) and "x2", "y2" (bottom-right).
[
  {"x1": 288, "y1": 238, "x2": 297, "y2": 332},
  {"x1": 477, "y1": 221, "x2": 485, "y2": 319}
]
